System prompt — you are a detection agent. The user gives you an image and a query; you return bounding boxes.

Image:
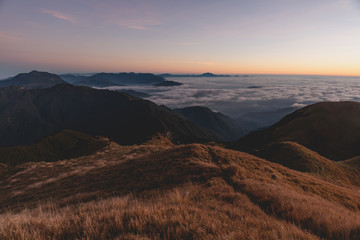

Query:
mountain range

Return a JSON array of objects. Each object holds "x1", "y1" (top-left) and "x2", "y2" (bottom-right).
[
  {"x1": 62, "y1": 72, "x2": 182, "y2": 87},
  {"x1": 159, "y1": 72, "x2": 232, "y2": 77},
  {"x1": 0, "y1": 84, "x2": 222, "y2": 148}
]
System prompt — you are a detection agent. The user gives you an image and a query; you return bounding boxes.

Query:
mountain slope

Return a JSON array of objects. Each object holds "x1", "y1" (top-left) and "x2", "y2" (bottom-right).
[
  {"x1": 0, "y1": 141, "x2": 359, "y2": 239},
  {"x1": 174, "y1": 106, "x2": 244, "y2": 141},
  {"x1": 0, "y1": 129, "x2": 107, "y2": 167},
  {"x1": 234, "y1": 101, "x2": 360, "y2": 160},
  {"x1": 0, "y1": 70, "x2": 66, "y2": 89},
  {"x1": 0, "y1": 84, "x2": 219, "y2": 147},
  {"x1": 261, "y1": 141, "x2": 360, "y2": 186}
]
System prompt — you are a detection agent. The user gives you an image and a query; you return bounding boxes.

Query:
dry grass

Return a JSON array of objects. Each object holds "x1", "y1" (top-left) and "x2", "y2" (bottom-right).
[
  {"x1": 261, "y1": 141, "x2": 360, "y2": 186},
  {"x1": 0, "y1": 184, "x2": 318, "y2": 240},
  {"x1": 1, "y1": 139, "x2": 360, "y2": 239}
]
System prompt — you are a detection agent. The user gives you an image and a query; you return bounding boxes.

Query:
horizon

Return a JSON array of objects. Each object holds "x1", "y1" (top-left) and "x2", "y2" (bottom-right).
[
  {"x1": 2, "y1": 70, "x2": 360, "y2": 79},
  {"x1": 1, "y1": 0, "x2": 360, "y2": 78}
]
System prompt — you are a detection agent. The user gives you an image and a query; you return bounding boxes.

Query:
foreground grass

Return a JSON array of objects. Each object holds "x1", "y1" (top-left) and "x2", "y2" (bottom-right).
[
  {"x1": 1, "y1": 140, "x2": 360, "y2": 239},
  {"x1": 0, "y1": 184, "x2": 318, "y2": 240}
]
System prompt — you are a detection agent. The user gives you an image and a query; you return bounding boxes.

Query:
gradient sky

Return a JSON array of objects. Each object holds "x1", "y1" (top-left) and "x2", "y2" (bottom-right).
[{"x1": 1, "y1": 0, "x2": 360, "y2": 78}]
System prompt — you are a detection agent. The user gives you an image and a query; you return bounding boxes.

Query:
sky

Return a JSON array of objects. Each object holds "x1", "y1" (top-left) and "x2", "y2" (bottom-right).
[{"x1": 1, "y1": 0, "x2": 360, "y2": 78}]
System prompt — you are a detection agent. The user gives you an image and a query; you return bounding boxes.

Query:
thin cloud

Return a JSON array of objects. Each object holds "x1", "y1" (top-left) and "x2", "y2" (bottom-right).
[
  {"x1": 0, "y1": 32, "x2": 23, "y2": 41},
  {"x1": 41, "y1": 9, "x2": 75, "y2": 23}
]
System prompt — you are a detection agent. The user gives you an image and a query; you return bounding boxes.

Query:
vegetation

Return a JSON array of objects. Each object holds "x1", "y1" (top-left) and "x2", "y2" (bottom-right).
[
  {"x1": 0, "y1": 129, "x2": 107, "y2": 166},
  {"x1": 1, "y1": 138, "x2": 359, "y2": 239}
]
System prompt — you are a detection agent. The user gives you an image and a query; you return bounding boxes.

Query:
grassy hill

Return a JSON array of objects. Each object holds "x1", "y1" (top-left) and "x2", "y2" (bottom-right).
[
  {"x1": 0, "y1": 129, "x2": 108, "y2": 167},
  {"x1": 261, "y1": 141, "x2": 360, "y2": 186},
  {"x1": 234, "y1": 101, "x2": 360, "y2": 161},
  {"x1": 0, "y1": 138, "x2": 359, "y2": 239}
]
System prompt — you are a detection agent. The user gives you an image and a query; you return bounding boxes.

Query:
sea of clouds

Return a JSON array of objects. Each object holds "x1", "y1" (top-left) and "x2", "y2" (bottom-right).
[{"x1": 106, "y1": 75, "x2": 360, "y2": 122}]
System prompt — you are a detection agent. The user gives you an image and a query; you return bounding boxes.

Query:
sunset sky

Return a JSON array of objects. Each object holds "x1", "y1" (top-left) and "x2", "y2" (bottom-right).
[{"x1": 1, "y1": 0, "x2": 360, "y2": 78}]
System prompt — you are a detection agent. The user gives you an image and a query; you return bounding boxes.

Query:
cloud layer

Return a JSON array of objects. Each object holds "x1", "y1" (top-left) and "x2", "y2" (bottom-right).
[{"x1": 105, "y1": 75, "x2": 360, "y2": 118}]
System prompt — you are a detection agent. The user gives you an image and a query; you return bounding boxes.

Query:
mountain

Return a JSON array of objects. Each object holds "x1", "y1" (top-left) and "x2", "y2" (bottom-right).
[
  {"x1": 116, "y1": 89, "x2": 151, "y2": 98},
  {"x1": 174, "y1": 106, "x2": 244, "y2": 141},
  {"x1": 153, "y1": 80, "x2": 182, "y2": 86},
  {"x1": 0, "y1": 129, "x2": 107, "y2": 167},
  {"x1": 1, "y1": 139, "x2": 359, "y2": 239},
  {"x1": 0, "y1": 84, "x2": 219, "y2": 148},
  {"x1": 158, "y1": 72, "x2": 231, "y2": 77},
  {"x1": 62, "y1": 72, "x2": 168, "y2": 87},
  {"x1": 233, "y1": 101, "x2": 360, "y2": 161},
  {"x1": 237, "y1": 107, "x2": 297, "y2": 131},
  {"x1": 260, "y1": 141, "x2": 360, "y2": 185},
  {"x1": 0, "y1": 70, "x2": 67, "y2": 89}
]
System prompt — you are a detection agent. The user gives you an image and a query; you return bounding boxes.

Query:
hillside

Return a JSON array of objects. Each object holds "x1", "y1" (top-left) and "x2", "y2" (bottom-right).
[
  {"x1": 234, "y1": 101, "x2": 360, "y2": 161},
  {"x1": 0, "y1": 84, "x2": 219, "y2": 147},
  {"x1": 0, "y1": 129, "x2": 107, "y2": 167},
  {"x1": 260, "y1": 141, "x2": 360, "y2": 186},
  {"x1": 0, "y1": 70, "x2": 67, "y2": 89},
  {"x1": 175, "y1": 106, "x2": 244, "y2": 141},
  {"x1": 0, "y1": 139, "x2": 359, "y2": 239}
]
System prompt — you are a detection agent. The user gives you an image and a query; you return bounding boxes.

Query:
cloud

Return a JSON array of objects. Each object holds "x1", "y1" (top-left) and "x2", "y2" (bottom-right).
[
  {"x1": 103, "y1": 76, "x2": 360, "y2": 120},
  {"x1": 41, "y1": 9, "x2": 75, "y2": 23}
]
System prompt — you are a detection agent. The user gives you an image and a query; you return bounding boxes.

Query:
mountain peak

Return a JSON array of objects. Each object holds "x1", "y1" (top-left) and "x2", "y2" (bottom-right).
[{"x1": 0, "y1": 71, "x2": 67, "y2": 89}]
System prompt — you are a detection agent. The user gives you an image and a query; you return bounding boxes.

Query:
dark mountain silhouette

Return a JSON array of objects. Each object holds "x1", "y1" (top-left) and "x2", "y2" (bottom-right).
[
  {"x1": 62, "y1": 72, "x2": 169, "y2": 87},
  {"x1": 0, "y1": 84, "x2": 219, "y2": 148},
  {"x1": 159, "y1": 73, "x2": 231, "y2": 77},
  {"x1": 0, "y1": 70, "x2": 67, "y2": 89},
  {"x1": 153, "y1": 80, "x2": 182, "y2": 86},
  {"x1": 237, "y1": 107, "x2": 297, "y2": 131},
  {"x1": 233, "y1": 101, "x2": 360, "y2": 161},
  {"x1": 116, "y1": 89, "x2": 150, "y2": 98},
  {"x1": 174, "y1": 106, "x2": 244, "y2": 141}
]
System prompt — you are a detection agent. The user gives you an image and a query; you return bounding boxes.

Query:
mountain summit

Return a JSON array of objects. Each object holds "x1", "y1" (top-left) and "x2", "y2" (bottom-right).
[{"x1": 0, "y1": 70, "x2": 67, "y2": 89}]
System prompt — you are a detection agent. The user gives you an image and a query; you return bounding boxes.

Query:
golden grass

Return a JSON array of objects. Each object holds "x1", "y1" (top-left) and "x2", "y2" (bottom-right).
[
  {"x1": 262, "y1": 141, "x2": 360, "y2": 186},
  {"x1": 1, "y1": 139, "x2": 360, "y2": 239},
  {"x1": 0, "y1": 184, "x2": 318, "y2": 240}
]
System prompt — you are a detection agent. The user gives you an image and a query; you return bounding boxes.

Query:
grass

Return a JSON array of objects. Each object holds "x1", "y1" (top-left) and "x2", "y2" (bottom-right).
[
  {"x1": 0, "y1": 129, "x2": 108, "y2": 167},
  {"x1": 1, "y1": 138, "x2": 360, "y2": 239},
  {"x1": 261, "y1": 141, "x2": 360, "y2": 186},
  {"x1": 0, "y1": 184, "x2": 318, "y2": 240}
]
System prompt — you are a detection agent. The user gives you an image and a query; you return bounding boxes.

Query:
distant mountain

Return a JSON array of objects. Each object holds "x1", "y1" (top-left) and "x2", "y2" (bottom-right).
[
  {"x1": 159, "y1": 72, "x2": 231, "y2": 78},
  {"x1": 233, "y1": 101, "x2": 360, "y2": 161},
  {"x1": 62, "y1": 72, "x2": 169, "y2": 87},
  {"x1": 174, "y1": 106, "x2": 244, "y2": 141},
  {"x1": 0, "y1": 84, "x2": 219, "y2": 148},
  {"x1": 0, "y1": 70, "x2": 67, "y2": 89},
  {"x1": 153, "y1": 80, "x2": 182, "y2": 87},
  {"x1": 237, "y1": 107, "x2": 297, "y2": 131}
]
